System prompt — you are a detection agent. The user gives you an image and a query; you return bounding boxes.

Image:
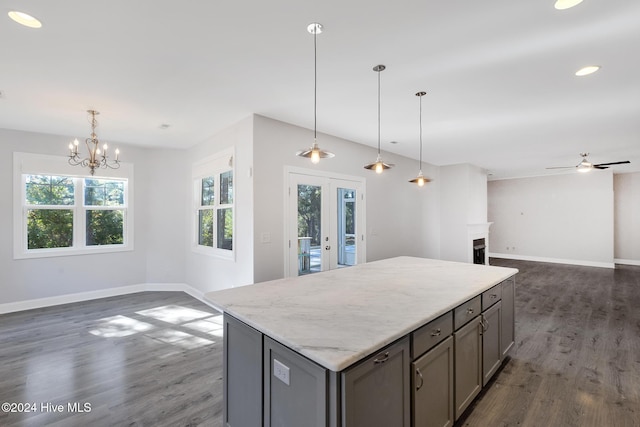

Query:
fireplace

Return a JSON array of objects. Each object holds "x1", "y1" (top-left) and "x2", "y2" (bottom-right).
[{"x1": 473, "y1": 238, "x2": 486, "y2": 265}]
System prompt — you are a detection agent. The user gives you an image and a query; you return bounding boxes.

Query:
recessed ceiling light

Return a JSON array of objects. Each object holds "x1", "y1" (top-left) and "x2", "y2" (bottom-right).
[
  {"x1": 554, "y1": 0, "x2": 584, "y2": 10},
  {"x1": 575, "y1": 65, "x2": 600, "y2": 77},
  {"x1": 8, "y1": 11, "x2": 42, "y2": 28}
]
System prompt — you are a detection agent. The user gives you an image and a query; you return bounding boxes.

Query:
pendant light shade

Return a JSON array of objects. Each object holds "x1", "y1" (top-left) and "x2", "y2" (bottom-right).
[
  {"x1": 409, "y1": 91, "x2": 432, "y2": 186},
  {"x1": 296, "y1": 22, "x2": 334, "y2": 163},
  {"x1": 364, "y1": 65, "x2": 393, "y2": 173}
]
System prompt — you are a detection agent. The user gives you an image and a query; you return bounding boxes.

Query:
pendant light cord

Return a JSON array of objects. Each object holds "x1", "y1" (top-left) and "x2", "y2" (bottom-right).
[
  {"x1": 314, "y1": 29, "x2": 317, "y2": 141},
  {"x1": 419, "y1": 94, "x2": 423, "y2": 170},
  {"x1": 377, "y1": 68, "x2": 381, "y2": 155}
]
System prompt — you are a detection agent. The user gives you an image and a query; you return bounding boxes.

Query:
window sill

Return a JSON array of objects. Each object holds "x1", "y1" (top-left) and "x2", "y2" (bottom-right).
[{"x1": 14, "y1": 244, "x2": 134, "y2": 260}]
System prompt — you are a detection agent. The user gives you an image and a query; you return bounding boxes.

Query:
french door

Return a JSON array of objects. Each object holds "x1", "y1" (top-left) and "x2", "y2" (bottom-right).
[{"x1": 287, "y1": 172, "x2": 365, "y2": 277}]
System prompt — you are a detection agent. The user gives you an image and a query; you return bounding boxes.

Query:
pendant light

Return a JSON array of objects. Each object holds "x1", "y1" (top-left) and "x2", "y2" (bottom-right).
[
  {"x1": 296, "y1": 22, "x2": 334, "y2": 163},
  {"x1": 364, "y1": 65, "x2": 393, "y2": 173},
  {"x1": 409, "y1": 91, "x2": 432, "y2": 186}
]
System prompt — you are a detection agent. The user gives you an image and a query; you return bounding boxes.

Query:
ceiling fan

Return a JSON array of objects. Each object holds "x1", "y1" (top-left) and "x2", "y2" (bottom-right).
[{"x1": 546, "y1": 153, "x2": 630, "y2": 173}]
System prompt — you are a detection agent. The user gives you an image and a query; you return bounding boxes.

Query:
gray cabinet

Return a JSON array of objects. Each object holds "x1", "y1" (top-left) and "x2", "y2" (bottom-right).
[
  {"x1": 453, "y1": 314, "x2": 482, "y2": 420},
  {"x1": 264, "y1": 336, "x2": 328, "y2": 427},
  {"x1": 501, "y1": 278, "x2": 515, "y2": 358},
  {"x1": 342, "y1": 337, "x2": 411, "y2": 427},
  {"x1": 223, "y1": 314, "x2": 263, "y2": 427},
  {"x1": 412, "y1": 335, "x2": 454, "y2": 427},
  {"x1": 481, "y1": 300, "x2": 502, "y2": 386}
]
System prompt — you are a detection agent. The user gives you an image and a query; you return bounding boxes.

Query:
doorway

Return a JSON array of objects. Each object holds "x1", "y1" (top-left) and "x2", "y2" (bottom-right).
[{"x1": 286, "y1": 171, "x2": 365, "y2": 277}]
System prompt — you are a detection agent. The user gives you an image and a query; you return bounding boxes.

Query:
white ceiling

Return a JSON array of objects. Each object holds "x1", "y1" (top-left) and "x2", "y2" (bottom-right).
[{"x1": 1, "y1": 0, "x2": 639, "y2": 179}]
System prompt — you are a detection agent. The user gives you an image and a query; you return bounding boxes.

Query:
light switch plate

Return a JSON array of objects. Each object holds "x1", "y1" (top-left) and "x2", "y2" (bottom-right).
[{"x1": 273, "y1": 358, "x2": 290, "y2": 386}]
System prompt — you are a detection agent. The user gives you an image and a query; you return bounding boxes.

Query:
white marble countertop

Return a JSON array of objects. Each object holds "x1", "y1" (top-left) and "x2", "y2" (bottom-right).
[{"x1": 204, "y1": 256, "x2": 518, "y2": 371}]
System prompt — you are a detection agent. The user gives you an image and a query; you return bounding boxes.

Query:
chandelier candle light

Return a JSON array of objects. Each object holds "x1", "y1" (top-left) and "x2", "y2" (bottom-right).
[
  {"x1": 364, "y1": 65, "x2": 393, "y2": 173},
  {"x1": 296, "y1": 22, "x2": 334, "y2": 164},
  {"x1": 409, "y1": 91, "x2": 432, "y2": 186},
  {"x1": 68, "y1": 110, "x2": 120, "y2": 175}
]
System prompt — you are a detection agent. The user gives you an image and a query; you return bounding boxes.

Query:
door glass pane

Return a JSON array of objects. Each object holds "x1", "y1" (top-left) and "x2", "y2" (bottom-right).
[
  {"x1": 297, "y1": 184, "x2": 321, "y2": 275},
  {"x1": 337, "y1": 188, "x2": 356, "y2": 267}
]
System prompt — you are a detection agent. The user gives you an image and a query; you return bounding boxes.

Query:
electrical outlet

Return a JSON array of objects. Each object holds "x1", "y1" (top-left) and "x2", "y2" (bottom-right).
[{"x1": 273, "y1": 359, "x2": 290, "y2": 385}]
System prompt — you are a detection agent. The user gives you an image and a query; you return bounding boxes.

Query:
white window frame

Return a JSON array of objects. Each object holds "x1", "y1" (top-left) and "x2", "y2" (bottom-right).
[
  {"x1": 13, "y1": 152, "x2": 134, "y2": 259},
  {"x1": 191, "y1": 147, "x2": 235, "y2": 260}
]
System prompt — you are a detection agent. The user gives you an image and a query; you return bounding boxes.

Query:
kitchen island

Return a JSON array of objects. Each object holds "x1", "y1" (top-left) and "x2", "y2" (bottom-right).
[{"x1": 205, "y1": 256, "x2": 518, "y2": 427}]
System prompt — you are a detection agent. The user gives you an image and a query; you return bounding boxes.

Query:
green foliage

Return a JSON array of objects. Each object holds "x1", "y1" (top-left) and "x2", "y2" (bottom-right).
[
  {"x1": 24, "y1": 175, "x2": 125, "y2": 250},
  {"x1": 27, "y1": 209, "x2": 73, "y2": 249},
  {"x1": 26, "y1": 175, "x2": 74, "y2": 205},
  {"x1": 201, "y1": 177, "x2": 215, "y2": 206},
  {"x1": 85, "y1": 179, "x2": 124, "y2": 206},
  {"x1": 199, "y1": 210, "x2": 214, "y2": 247},
  {"x1": 86, "y1": 210, "x2": 124, "y2": 246},
  {"x1": 297, "y1": 185, "x2": 321, "y2": 246},
  {"x1": 217, "y1": 208, "x2": 233, "y2": 250}
]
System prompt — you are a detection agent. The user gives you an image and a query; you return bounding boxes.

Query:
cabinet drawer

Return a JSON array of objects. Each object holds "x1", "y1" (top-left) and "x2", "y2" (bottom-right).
[
  {"x1": 454, "y1": 296, "x2": 481, "y2": 331},
  {"x1": 412, "y1": 311, "x2": 453, "y2": 359},
  {"x1": 481, "y1": 283, "x2": 502, "y2": 311}
]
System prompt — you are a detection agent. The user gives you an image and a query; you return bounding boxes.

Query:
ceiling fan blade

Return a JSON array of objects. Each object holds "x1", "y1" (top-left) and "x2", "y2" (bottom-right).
[
  {"x1": 593, "y1": 165, "x2": 609, "y2": 169},
  {"x1": 593, "y1": 161, "x2": 630, "y2": 167},
  {"x1": 545, "y1": 166, "x2": 575, "y2": 169}
]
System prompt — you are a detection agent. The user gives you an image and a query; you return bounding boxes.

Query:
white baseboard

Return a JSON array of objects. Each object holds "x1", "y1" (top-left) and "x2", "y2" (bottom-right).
[
  {"x1": 614, "y1": 258, "x2": 640, "y2": 267},
  {"x1": 0, "y1": 283, "x2": 219, "y2": 315},
  {"x1": 489, "y1": 252, "x2": 615, "y2": 269}
]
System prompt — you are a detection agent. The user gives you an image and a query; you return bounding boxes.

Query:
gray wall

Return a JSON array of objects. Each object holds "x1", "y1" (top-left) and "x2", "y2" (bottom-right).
[
  {"x1": 252, "y1": 115, "x2": 440, "y2": 283},
  {"x1": 488, "y1": 171, "x2": 615, "y2": 267},
  {"x1": 0, "y1": 128, "x2": 186, "y2": 305},
  {"x1": 614, "y1": 172, "x2": 640, "y2": 264}
]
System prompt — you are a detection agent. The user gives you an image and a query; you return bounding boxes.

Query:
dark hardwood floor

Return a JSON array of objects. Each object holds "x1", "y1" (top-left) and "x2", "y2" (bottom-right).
[
  {"x1": 0, "y1": 292, "x2": 224, "y2": 427},
  {"x1": 1, "y1": 260, "x2": 639, "y2": 426},
  {"x1": 459, "y1": 259, "x2": 640, "y2": 427}
]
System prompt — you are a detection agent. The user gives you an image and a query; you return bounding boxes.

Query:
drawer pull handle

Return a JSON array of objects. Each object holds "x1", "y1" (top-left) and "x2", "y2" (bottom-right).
[
  {"x1": 373, "y1": 352, "x2": 389, "y2": 365},
  {"x1": 466, "y1": 308, "x2": 475, "y2": 315},
  {"x1": 491, "y1": 294, "x2": 497, "y2": 299},
  {"x1": 416, "y1": 368, "x2": 424, "y2": 391},
  {"x1": 430, "y1": 328, "x2": 442, "y2": 337}
]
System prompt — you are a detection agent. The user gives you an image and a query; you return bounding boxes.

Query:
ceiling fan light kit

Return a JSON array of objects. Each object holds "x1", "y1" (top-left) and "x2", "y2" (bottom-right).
[
  {"x1": 546, "y1": 152, "x2": 630, "y2": 173},
  {"x1": 296, "y1": 22, "x2": 334, "y2": 164}
]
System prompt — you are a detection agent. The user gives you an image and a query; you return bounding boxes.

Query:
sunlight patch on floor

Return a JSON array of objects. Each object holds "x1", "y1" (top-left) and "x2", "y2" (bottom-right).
[
  {"x1": 146, "y1": 329, "x2": 215, "y2": 349},
  {"x1": 136, "y1": 305, "x2": 213, "y2": 324},
  {"x1": 89, "y1": 315, "x2": 155, "y2": 338}
]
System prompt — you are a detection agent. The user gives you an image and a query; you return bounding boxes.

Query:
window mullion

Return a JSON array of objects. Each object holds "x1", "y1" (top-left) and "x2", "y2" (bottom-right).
[{"x1": 75, "y1": 177, "x2": 85, "y2": 249}]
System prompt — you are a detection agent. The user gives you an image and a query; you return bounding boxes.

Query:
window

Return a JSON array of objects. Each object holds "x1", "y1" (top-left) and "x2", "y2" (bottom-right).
[
  {"x1": 14, "y1": 153, "x2": 133, "y2": 259},
  {"x1": 193, "y1": 149, "x2": 234, "y2": 258}
]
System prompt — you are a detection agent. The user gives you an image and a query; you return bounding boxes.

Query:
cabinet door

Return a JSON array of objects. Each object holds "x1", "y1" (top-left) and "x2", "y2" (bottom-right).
[
  {"x1": 454, "y1": 317, "x2": 482, "y2": 420},
  {"x1": 264, "y1": 337, "x2": 327, "y2": 427},
  {"x1": 342, "y1": 337, "x2": 410, "y2": 427},
  {"x1": 412, "y1": 336, "x2": 454, "y2": 427},
  {"x1": 481, "y1": 301, "x2": 502, "y2": 386},
  {"x1": 501, "y1": 278, "x2": 515, "y2": 358},
  {"x1": 224, "y1": 314, "x2": 263, "y2": 427}
]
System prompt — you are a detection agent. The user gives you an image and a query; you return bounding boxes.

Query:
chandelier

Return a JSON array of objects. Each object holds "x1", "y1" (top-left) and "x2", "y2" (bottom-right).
[{"x1": 68, "y1": 110, "x2": 120, "y2": 175}]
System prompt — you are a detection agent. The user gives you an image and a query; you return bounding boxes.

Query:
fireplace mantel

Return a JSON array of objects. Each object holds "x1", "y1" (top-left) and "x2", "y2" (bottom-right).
[{"x1": 467, "y1": 222, "x2": 493, "y2": 265}]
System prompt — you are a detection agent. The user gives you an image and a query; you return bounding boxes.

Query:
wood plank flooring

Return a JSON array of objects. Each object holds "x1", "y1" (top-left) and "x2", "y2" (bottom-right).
[
  {"x1": 0, "y1": 292, "x2": 224, "y2": 427},
  {"x1": 1, "y1": 260, "x2": 639, "y2": 426},
  {"x1": 459, "y1": 259, "x2": 640, "y2": 427}
]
